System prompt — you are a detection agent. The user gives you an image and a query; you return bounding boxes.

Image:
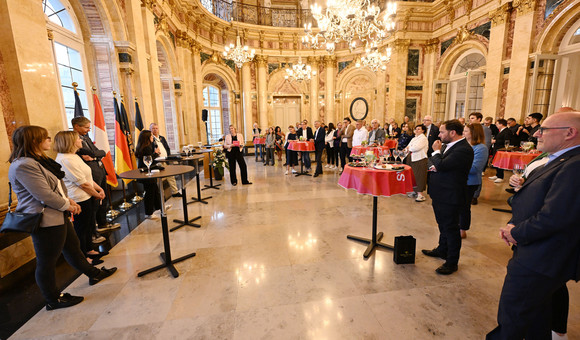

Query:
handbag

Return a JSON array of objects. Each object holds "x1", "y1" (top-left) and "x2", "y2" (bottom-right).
[
  {"x1": 393, "y1": 235, "x2": 416, "y2": 264},
  {"x1": 0, "y1": 182, "x2": 45, "y2": 234}
]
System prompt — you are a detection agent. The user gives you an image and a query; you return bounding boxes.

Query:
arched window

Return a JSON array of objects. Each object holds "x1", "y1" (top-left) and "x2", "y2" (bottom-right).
[
  {"x1": 203, "y1": 85, "x2": 223, "y2": 143},
  {"x1": 42, "y1": 0, "x2": 91, "y2": 129},
  {"x1": 449, "y1": 51, "x2": 486, "y2": 118}
]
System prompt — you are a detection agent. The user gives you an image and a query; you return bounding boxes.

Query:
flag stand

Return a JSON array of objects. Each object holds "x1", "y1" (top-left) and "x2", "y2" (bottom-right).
[
  {"x1": 119, "y1": 180, "x2": 133, "y2": 211},
  {"x1": 105, "y1": 184, "x2": 120, "y2": 221},
  {"x1": 132, "y1": 181, "x2": 143, "y2": 203}
]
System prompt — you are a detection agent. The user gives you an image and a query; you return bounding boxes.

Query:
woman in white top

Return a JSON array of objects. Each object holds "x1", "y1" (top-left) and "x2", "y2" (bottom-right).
[
  {"x1": 54, "y1": 131, "x2": 106, "y2": 264},
  {"x1": 405, "y1": 124, "x2": 429, "y2": 202},
  {"x1": 324, "y1": 123, "x2": 336, "y2": 168}
]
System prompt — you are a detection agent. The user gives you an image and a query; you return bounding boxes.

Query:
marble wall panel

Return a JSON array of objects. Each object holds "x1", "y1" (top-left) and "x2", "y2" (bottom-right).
[
  {"x1": 499, "y1": 77, "x2": 509, "y2": 119},
  {"x1": 506, "y1": 13, "x2": 516, "y2": 64},
  {"x1": 0, "y1": 237, "x2": 35, "y2": 278},
  {"x1": 0, "y1": 50, "x2": 15, "y2": 140},
  {"x1": 79, "y1": 0, "x2": 106, "y2": 36}
]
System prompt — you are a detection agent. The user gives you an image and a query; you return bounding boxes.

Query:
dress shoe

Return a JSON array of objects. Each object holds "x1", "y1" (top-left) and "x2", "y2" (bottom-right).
[
  {"x1": 171, "y1": 192, "x2": 183, "y2": 198},
  {"x1": 422, "y1": 248, "x2": 447, "y2": 260},
  {"x1": 313, "y1": 173, "x2": 320, "y2": 177},
  {"x1": 505, "y1": 188, "x2": 516, "y2": 194},
  {"x1": 471, "y1": 197, "x2": 478, "y2": 205},
  {"x1": 46, "y1": 293, "x2": 84, "y2": 311},
  {"x1": 242, "y1": 181, "x2": 253, "y2": 185},
  {"x1": 89, "y1": 267, "x2": 117, "y2": 286},
  {"x1": 435, "y1": 263, "x2": 458, "y2": 275},
  {"x1": 233, "y1": 182, "x2": 238, "y2": 186},
  {"x1": 89, "y1": 258, "x2": 104, "y2": 266}
]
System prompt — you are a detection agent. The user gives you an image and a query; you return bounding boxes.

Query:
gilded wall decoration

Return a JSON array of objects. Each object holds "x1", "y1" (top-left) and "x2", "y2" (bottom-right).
[{"x1": 506, "y1": 11, "x2": 516, "y2": 60}]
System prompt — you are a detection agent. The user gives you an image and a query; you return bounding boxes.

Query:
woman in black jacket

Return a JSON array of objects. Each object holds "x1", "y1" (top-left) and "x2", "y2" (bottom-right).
[{"x1": 135, "y1": 130, "x2": 162, "y2": 218}]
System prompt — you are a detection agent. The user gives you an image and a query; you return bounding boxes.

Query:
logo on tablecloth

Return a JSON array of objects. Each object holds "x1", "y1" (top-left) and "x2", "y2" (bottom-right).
[{"x1": 396, "y1": 173, "x2": 405, "y2": 182}]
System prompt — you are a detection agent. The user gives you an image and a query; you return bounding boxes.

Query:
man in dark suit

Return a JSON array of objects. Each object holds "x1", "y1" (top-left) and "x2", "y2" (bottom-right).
[
  {"x1": 72, "y1": 117, "x2": 120, "y2": 239},
  {"x1": 422, "y1": 115, "x2": 440, "y2": 157},
  {"x1": 422, "y1": 119, "x2": 474, "y2": 275},
  {"x1": 488, "y1": 119, "x2": 513, "y2": 183},
  {"x1": 507, "y1": 118, "x2": 521, "y2": 146},
  {"x1": 313, "y1": 120, "x2": 325, "y2": 177},
  {"x1": 487, "y1": 112, "x2": 580, "y2": 339},
  {"x1": 296, "y1": 120, "x2": 314, "y2": 171}
]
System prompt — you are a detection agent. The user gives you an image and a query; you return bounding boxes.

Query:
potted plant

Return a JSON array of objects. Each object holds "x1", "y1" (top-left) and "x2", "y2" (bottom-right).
[{"x1": 211, "y1": 147, "x2": 228, "y2": 180}]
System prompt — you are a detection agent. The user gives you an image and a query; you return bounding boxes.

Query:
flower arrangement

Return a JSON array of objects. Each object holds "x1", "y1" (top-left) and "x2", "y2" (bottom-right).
[
  {"x1": 299, "y1": 136, "x2": 305, "y2": 141},
  {"x1": 211, "y1": 147, "x2": 229, "y2": 176},
  {"x1": 361, "y1": 140, "x2": 368, "y2": 146}
]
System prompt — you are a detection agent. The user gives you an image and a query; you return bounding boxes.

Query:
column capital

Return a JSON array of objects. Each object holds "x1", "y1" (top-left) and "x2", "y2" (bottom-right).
[
  {"x1": 255, "y1": 55, "x2": 268, "y2": 67},
  {"x1": 307, "y1": 56, "x2": 319, "y2": 66},
  {"x1": 141, "y1": 0, "x2": 156, "y2": 10},
  {"x1": 393, "y1": 39, "x2": 410, "y2": 53},
  {"x1": 323, "y1": 55, "x2": 336, "y2": 67},
  {"x1": 424, "y1": 38, "x2": 439, "y2": 54},
  {"x1": 489, "y1": 3, "x2": 512, "y2": 27},
  {"x1": 513, "y1": 0, "x2": 536, "y2": 15}
]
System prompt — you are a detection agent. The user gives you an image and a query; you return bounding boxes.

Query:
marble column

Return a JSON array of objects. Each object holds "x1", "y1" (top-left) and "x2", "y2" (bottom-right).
[
  {"x1": 242, "y1": 62, "x2": 253, "y2": 139},
  {"x1": 483, "y1": 3, "x2": 511, "y2": 118},
  {"x1": 422, "y1": 39, "x2": 439, "y2": 119},
  {"x1": 388, "y1": 39, "x2": 410, "y2": 123},
  {"x1": 175, "y1": 36, "x2": 193, "y2": 147},
  {"x1": 142, "y1": 3, "x2": 164, "y2": 127},
  {"x1": 256, "y1": 55, "x2": 268, "y2": 129},
  {"x1": 308, "y1": 56, "x2": 319, "y2": 124},
  {"x1": 504, "y1": 0, "x2": 536, "y2": 122},
  {"x1": 0, "y1": 0, "x2": 63, "y2": 131},
  {"x1": 191, "y1": 43, "x2": 204, "y2": 144},
  {"x1": 376, "y1": 66, "x2": 387, "y2": 123},
  {"x1": 324, "y1": 56, "x2": 336, "y2": 124}
]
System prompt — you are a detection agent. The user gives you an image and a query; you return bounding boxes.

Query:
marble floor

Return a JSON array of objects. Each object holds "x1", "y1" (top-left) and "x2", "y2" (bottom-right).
[{"x1": 11, "y1": 158, "x2": 580, "y2": 339}]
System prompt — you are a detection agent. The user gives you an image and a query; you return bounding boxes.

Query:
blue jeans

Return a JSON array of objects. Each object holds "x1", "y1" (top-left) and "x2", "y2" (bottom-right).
[{"x1": 255, "y1": 144, "x2": 264, "y2": 161}]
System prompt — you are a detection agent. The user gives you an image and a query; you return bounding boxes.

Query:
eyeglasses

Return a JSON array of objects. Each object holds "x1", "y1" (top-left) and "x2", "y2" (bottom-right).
[{"x1": 538, "y1": 126, "x2": 570, "y2": 135}]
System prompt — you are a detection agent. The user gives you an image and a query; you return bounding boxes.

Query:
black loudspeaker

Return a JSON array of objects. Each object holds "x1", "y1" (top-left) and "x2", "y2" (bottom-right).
[
  {"x1": 201, "y1": 109, "x2": 208, "y2": 122},
  {"x1": 393, "y1": 235, "x2": 416, "y2": 264}
]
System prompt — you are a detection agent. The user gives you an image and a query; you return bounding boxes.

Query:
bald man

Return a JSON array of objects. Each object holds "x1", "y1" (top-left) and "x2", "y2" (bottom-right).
[{"x1": 487, "y1": 112, "x2": 580, "y2": 339}]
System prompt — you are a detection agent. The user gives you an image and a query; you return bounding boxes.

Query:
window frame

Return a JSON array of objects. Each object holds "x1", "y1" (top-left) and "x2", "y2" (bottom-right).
[{"x1": 203, "y1": 85, "x2": 224, "y2": 144}]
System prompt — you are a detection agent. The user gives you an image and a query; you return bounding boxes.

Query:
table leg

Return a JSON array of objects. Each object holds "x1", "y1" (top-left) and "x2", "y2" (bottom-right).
[
  {"x1": 295, "y1": 151, "x2": 312, "y2": 177},
  {"x1": 203, "y1": 151, "x2": 222, "y2": 190},
  {"x1": 171, "y1": 174, "x2": 202, "y2": 232},
  {"x1": 346, "y1": 196, "x2": 393, "y2": 259},
  {"x1": 188, "y1": 159, "x2": 211, "y2": 205},
  {"x1": 137, "y1": 178, "x2": 196, "y2": 278}
]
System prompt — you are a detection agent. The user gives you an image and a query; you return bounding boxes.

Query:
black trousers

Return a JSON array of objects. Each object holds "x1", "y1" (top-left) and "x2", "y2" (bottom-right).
[
  {"x1": 325, "y1": 145, "x2": 334, "y2": 165},
  {"x1": 31, "y1": 220, "x2": 100, "y2": 302},
  {"x1": 333, "y1": 146, "x2": 340, "y2": 166},
  {"x1": 487, "y1": 259, "x2": 567, "y2": 340},
  {"x1": 314, "y1": 147, "x2": 324, "y2": 175},
  {"x1": 459, "y1": 185, "x2": 479, "y2": 230},
  {"x1": 340, "y1": 144, "x2": 351, "y2": 169},
  {"x1": 90, "y1": 165, "x2": 107, "y2": 228},
  {"x1": 142, "y1": 179, "x2": 161, "y2": 215},
  {"x1": 431, "y1": 201, "x2": 462, "y2": 265},
  {"x1": 227, "y1": 148, "x2": 248, "y2": 184},
  {"x1": 496, "y1": 167, "x2": 505, "y2": 179},
  {"x1": 552, "y1": 284, "x2": 569, "y2": 334},
  {"x1": 73, "y1": 198, "x2": 97, "y2": 255}
]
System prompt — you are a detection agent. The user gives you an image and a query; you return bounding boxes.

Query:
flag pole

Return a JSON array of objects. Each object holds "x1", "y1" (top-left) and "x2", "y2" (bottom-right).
[{"x1": 130, "y1": 95, "x2": 143, "y2": 203}]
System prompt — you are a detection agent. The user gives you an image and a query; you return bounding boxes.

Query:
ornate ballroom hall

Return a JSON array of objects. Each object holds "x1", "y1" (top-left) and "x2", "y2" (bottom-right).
[{"x1": 0, "y1": 0, "x2": 579, "y2": 338}]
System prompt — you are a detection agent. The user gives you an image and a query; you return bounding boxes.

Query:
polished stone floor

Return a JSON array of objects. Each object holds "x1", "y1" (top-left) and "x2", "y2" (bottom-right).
[{"x1": 11, "y1": 158, "x2": 580, "y2": 339}]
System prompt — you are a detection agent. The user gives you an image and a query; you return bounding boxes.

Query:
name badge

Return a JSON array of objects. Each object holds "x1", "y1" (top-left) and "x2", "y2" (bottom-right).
[{"x1": 232, "y1": 141, "x2": 240, "y2": 146}]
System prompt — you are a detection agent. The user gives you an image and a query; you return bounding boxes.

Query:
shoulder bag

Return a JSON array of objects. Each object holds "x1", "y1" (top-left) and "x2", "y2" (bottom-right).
[{"x1": 0, "y1": 182, "x2": 45, "y2": 234}]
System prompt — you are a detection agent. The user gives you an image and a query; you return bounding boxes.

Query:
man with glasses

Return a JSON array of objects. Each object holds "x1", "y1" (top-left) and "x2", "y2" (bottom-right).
[
  {"x1": 423, "y1": 115, "x2": 440, "y2": 157},
  {"x1": 487, "y1": 111, "x2": 580, "y2": 339}
]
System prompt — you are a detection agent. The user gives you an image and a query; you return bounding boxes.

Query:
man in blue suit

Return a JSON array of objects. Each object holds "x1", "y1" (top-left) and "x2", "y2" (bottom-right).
[
  {"x1": 313, "y1": 120, "x2": 326, "y2": 177},
  {"x1": 487, "y1": 111, "x2": 580, "y2": 339}
]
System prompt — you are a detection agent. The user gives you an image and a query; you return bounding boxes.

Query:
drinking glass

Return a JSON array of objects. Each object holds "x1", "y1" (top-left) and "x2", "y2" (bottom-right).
[
  {"x1": 144, "y1": 155, "x2": 153, "y2": 176},
  {"x1": 198, "y1": 141, "x2": 203, "y2": 148},
  {"x1": 504, "y1": 140, "x2": 510, "y2": 150},
  {"x1": 513, "y1": 163, "x2": 525, "y2": 178}
]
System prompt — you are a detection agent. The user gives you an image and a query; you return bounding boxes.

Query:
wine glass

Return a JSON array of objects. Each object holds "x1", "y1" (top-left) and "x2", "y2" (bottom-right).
[
  {"x1": 513, "y1": 163, "x2": 525, "y2": 178},
  {"x1": 392, "y1": 149, "x2": 400, "y2": 164},
  {"x1": 198, "y1": 141, "x2": 203, "y2": 149},
  {"x1": 401, "y1": 149, "x2": 409, "y2": 163},
  {"x1": 504, "y1": 140, "x2": 510, "y2": 150},
  {"x1": 520, "y1": 141, "x2": 525, "y2": 151},
  {"x1": 144, "y1": 155, "x2": 153, "y2": 176}
]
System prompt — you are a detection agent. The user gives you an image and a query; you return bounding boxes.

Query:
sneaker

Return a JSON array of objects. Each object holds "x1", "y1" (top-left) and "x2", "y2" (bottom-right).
[
  {"x1": 407, "y1": 192, "x2": 417, "y2": 198},
  {"x1": 325, "y1": 164, "x2": 330, "y2": 168},
  {"x1": 92, "y1": 235, "x2": 106, "y2": 244},
  {"x1": 415, "y1": 194, "x2": 426, "y2": 202},
  {"x1": 494, "y1": 178, "x2": 504, "y2": 183},
  {"x1": 285, "y1": 170, "x2": 289, "y2": 175},
  {"x1": 96, "y1": 223, "x2": 121, "y2": 233},
  {"x1": 292, "y1": 169, "x2": 298, "y2": 174},
  {"x1": 488, "y1": 176, "x2": 498, "y2": 180}
]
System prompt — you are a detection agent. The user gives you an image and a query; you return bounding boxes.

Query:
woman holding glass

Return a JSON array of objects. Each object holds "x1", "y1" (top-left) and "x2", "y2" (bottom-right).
[
  {"x1": 54, "y1": 131, "x2": 106, "y2": 264},
  {"x1": 8, "y1": 126, "x2": 116, "y2": 310},
  {"x1": 284, "y1": 125, "x2": 299, "y2": 175},
  {"x1": 135, "y1": 130, "x2": 162, "y2": 218},
  {"x1": 224, "y1": 125, "x2": 252, "y2": 186},
  {"x1": 459, "y1": 123, "x2": 489, "y2": 238},
  {"x1": 406, "y1": 124, "x2": 428, "y2": 202}
]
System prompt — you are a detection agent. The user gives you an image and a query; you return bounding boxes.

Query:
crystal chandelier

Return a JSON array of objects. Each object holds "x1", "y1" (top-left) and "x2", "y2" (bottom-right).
[
  {"x1": 356, "y1": 44, "x2": 392, "y2": 72},
  {"x1": 223, "y1": 31, "x2": 255, "y2": 68},
  {"x1": 302, "y1": 0, "x2": 396, "y2": 54},
  {"x1": 284, "y1": 57, "x2": 316, "y2": 82}
]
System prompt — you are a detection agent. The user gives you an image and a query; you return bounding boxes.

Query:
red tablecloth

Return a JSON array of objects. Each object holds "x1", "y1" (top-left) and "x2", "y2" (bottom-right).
[
  {"x1": 338, "y1": 164, "x2": 416, "y2": 197},
  {"x1": 492, "y1": 151, "x2": 542, "y2": 170},
  {"x1": 288, "y1": 140, "x2": 315, "y2": 152},
  {"x1": 350, "y1": 146, "x2": 392, "y2": 157},
  {"x1": 383, "y1": 139, "x2": 397, "y2": 149},
  {"x1": 253, "y1": 137, "x2": 266, "y2": 145}
]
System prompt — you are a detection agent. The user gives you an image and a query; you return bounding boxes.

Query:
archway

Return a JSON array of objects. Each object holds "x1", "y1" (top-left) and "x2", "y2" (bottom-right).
[
  {"x1": 156, "y1": 41, "x2": 179, "y2": 151},
  {"x1": 202, "y1": 73, "x2": 231, "y2": 143}
]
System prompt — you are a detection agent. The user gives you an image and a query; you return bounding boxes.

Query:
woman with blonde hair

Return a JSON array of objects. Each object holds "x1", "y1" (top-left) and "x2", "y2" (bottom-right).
[
  {"x1": 54, "y1": 131, "x2": 107, "y2": 264},
  {"x1": 8, "y1": 126, "x2": 116, "y2": 310}
]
